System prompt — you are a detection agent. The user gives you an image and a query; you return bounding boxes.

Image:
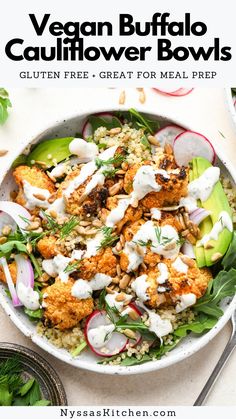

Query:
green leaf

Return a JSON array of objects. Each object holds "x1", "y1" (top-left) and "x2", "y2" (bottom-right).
[
  {"x1": 140, "y1": 135, "x2": 151, "y2": 150},
  {"x1": 0, "y1": 88, "x2": 12, "y2": 125},
  {"x1": 194, "y1": 268, "x2": 236, "y2": 318},
  {"x1": 127, "y1": 109, "x2": 160, "y2": 134},
  {"x1": 71, "y1": 341, "x2": 87, "y2": 357},
  {"x1": 24, "y1": 308, "x2": 43, "y2": 320},
  {"x1": 18, "y1": 378, "x2": 35, "y2": 396},
  {"x1": 33, "y1": 399, "x2": 51, "y2": 406},
  {"x1": 0, "y1": 240, "x2": 27, "y2": 258},
  {"x1": 174, "y1": 314, "x2": 218, "y2": 337},
  {"x1": 222, "y1": 231, "x2": 236, "y2": 270},
  {"x1": 26, "y1": 137, "x2": 74, "y2": 168},
  {"x1": 0, "y1": 384, "x2": 13, "y2": 406},
  {"x1": 87, "y1": 115, "x2": 122, "y2": 134}
]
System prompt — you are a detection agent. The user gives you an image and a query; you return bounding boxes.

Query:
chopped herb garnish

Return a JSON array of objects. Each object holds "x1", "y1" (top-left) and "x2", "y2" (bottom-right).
[
  {"x1": 102, "y1": 167, "x2": 118, "y2": 178},
  {"x1": 97, "y1": 226, "x2": 119, "y2": 250},
  {"x1": 95, "y1": 153, "x2": 125, "y2": 169},
  {"x1": 63, "y1": 261, "x2": 80, "y2": 273},
  {"x1": 59, "y1": 216, "x2": 79, "y2": 238}
]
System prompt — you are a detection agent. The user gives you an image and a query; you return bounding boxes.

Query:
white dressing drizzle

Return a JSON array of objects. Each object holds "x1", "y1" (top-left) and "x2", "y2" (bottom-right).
[
  {"x1": 197, "y1": 211, "x2": 233, "y2": 247},
  {"x1": 157, "y1": 263, "x2": 169, "y2": 284},
  {"x1": 131, "y1": 274, "x2": 149, "y2": 302},
  {"x1": 150, "y1": 208, "x2": 161, "y2": 220},
  {"x1": 105, "y1": 292, "x2": 132, "y2": 311},
  {"x1": 42, "y1": 254, "x2": 72, "y2": 282},
  {"x1": 124, "y1": 221, "x2": 180, "y2": 272},
  {"x1": 172, "y1": 256, "x2": 189, "y2": 274},
  {"x1": 137, "y1": 301, "x2": 173, "y2": 338},
  {"x1": 17, "y1": 283, "x2": 40, "y2": 310},
  {"x1": 69, "y1": 138, "x2": 98, "y2": 160},
  {"x1": 188, "y1": 166, "x2": 220, "y2": 203},
  {"x1": 23, "y1": 181, "x2": 50, "y2": 210},
  {"x1": 87, "y1": 324, "x2": 115, "y2": 348},
  {"x1": 64, "y1": 145, "x2": 118, "y2": 198},
  {"x1": 71, "y1": 279, "x2": 92, "y2": 299},
  {"x1": 106, "y1": 198, "x2": 130, "y2": 228},
  {"x1": 130, "y1": 166, "x2": 169, "y2": 204},
  {"x1": 175, "y1": 293, "x2": 196, "y2": 313}
]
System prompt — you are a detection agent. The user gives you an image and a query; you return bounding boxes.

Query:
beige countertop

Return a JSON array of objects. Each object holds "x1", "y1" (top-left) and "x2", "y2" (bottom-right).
[{"x1": 0, "y1": 87, "x2": 236, "y2": 405}]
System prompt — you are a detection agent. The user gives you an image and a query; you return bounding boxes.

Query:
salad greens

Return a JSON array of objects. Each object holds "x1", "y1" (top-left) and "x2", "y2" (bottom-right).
[
  {"x1": 0, "y1": 356, "x2": 50, "y2": 406},
  {"x1": 87, "y1": 115, "x2": 122, "y2": 133},
  {"x1": 0, "y1": 88, "x2": 11, "y2": 125}
]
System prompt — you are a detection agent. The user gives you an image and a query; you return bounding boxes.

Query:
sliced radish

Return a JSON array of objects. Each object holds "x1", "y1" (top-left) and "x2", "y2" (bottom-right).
[
  {"x1": 82, "y1": 112, "x2": 115, "y2": 139},
  {"x1": 173, "y1": 131, "x2": 216, "y2": 167},
  {"x1": 0, "y1": 257, "x2": 21, "y2": 306},
  {"x1": 189, "y1": 208, "x2": 211, "y2": 225},
  {"x1": 154, "y1": 125, "x2": 185, "y2": 147},
  {"x1": 85, "y1": 310, "x2": 128, "y2": 357},
  {"x1": 153, "y1": 88, "x2": 193, "y2": 97}
]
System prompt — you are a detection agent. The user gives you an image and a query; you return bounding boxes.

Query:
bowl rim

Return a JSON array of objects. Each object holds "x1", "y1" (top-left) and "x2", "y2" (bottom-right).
[{"x1": 0, "y1": 104, "x2": 236, "y2": 375}]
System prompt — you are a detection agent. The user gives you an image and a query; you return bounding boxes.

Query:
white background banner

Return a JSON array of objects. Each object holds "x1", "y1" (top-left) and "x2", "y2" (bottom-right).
[
  {"x1": 0, "y1": 0, "x2": 236, "y2": 87},
  {"x1": 1, "y1": 406, "x2": 236, "y2": 419}
]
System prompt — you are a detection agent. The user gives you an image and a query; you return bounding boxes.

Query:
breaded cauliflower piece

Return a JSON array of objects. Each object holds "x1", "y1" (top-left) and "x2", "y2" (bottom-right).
[
  {"x1": 106, "y1": 196, "x2": 143, "y2": 232},
  {"x1": 123, "y1": 164, "x2": 188, "y2": 208},
  {"x1": 0, "y1": 261, "x2": 17, "y2": 285},
  {"x1": 79, "y1": 248, "x2": 117, "y2": 280},
  {"x1": 143, "y1": 257, "x2": 212, "y2": 309},
  {"x1": 37, "y1": 236, "x2": 59, "y2": 259},
  {"x1": 13, "y1": 165, "x2": 56, "y2": 207},
  {"x1": 43, "y1": 278, "x2": 94, "y2": 330},
  {"x1": 119, "y1": 215, "x2": 182, "y2": 272},
  {"x1": 59, "y1": 169, "x2": 109, "y2": 216}
]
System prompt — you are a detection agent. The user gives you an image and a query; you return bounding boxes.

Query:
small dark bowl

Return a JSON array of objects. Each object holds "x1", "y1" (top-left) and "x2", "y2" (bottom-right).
[{"x1": 0, "y1": 343, "x2": 67, "y2": 406}]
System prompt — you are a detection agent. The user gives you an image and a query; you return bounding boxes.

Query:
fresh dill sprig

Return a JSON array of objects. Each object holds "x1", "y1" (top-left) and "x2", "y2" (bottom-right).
[
  {"x1": 41, "y1": 210, "x2": 60, "y2": 233},
  {"x1": 95, "y1": 153, "x2": 125, "y2": 169},
  {"x1": 102, "y1": 167, "x2": 118, "y2": 178},
  {"x1": 63, "y1": 261, "x2": 80, "y2": 273},
  {"x1": 41, "y1": 210, "x2": 79, "y2": 238},
  {"x1": 133, "y1": 239, "x2": 152, "y2": 247},
  {"x1": 97, "y1": 226, "x2": 119, "y2": 250},
  {"x1": 60, "y1": 216, "x2": 79, "y2": 238}
]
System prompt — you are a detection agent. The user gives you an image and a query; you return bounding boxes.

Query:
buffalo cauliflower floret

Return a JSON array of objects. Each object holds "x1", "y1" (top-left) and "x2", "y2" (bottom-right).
[
  {"x1": 37, "y1": 236, "x2": 59, "y2": 259},
  {"x1": 0, "y1": 261, "x2": 17, "y2": 285},
  {"x1": 43, "y1": 278, "x2": 94, "y2": 330},
  {"x1": 79, "y1": 248, "x2": 117, "y2": 280},
  {"x1": 123, "y1": 163, "x2": 188, "y2": 209},
  {"x1": 59, "y1": 169, "x2": 109, "y2": 216},
  {"x1": 13, "y1": 165, "x2": 56, "y2": 208},
  {"x1": 142, "y1": 256, "x2": 212, "y2": 309},
  {"x1": 106, "y1": 196, "x2": 143, "y2": 232}
]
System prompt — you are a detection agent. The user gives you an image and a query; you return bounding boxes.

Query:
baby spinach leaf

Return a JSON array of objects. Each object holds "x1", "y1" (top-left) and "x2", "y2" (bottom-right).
[
  {"x1": 222, "y1": 231, "x2": 236, "y2": 270},
  {"x1": 24, "y1": 308, "x2": 43, "y2": 320},
  {"x1": 87, "y1": 115, "x2": 122, "y2": 134},
  {"x1": 174, "y1": 314, "x2": 217, "y2": 337},
  {"x1": 0, "y1": 384, "x2": 13, "y2": 406},
  {"x1": 33, "y1": 399, "x2": 51, "y2": 406}
]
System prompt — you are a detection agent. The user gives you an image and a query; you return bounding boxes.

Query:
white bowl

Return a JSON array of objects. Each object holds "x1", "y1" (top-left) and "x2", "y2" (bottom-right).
[{"x1": 0, "y1": 107, "x2": 236, "y2": 375}]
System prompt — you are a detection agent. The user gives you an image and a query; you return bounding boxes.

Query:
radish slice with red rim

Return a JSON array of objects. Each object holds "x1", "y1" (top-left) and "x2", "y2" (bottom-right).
[
  {"x1": 153, "y1": 88, "x2": 194, "y2": 97},
  {"x1": 15, "y1": 254, "x2": 35, "y2": 290},
  {"x1": 82, "y1": 112, "x2": 116, "y2": 139},
  {"x1": 85, "y1": 310, "x2": 128, "y2": 357},
  {"x1": 173, "y1": 131, "x2": 216, "y2": 167},
  {"x1": 154, "y1": 125, "x2": 185, "y2": 147}
]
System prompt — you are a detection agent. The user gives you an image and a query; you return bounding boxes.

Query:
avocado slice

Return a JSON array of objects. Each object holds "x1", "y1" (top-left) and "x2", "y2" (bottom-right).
[
  {"x1": 191, "y1": 157, "x2": 233, "y2": 267},
  {"x1": 26, "y1": 137, "x2": 74, "y2": 168}
]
